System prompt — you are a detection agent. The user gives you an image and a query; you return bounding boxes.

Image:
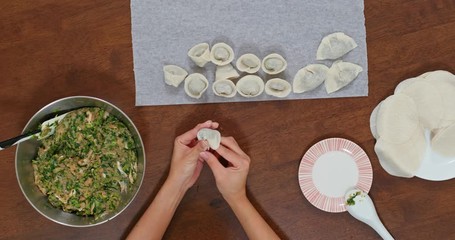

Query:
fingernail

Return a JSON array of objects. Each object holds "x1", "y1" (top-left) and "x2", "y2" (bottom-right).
[
  {"x1": 201, "y1": 140, "x2": 210, "y2": 151},
  {"x1": 199, "y1": 151, "x2": 208, "y2": 160}
]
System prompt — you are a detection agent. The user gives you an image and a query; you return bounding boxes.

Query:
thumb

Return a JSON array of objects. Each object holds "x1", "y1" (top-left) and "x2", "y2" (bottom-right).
[
  {"x1": 189, "y1": 140, "x2": 210, "y2": 158},
  {"x1": 200, "y1": 151, "x2": 224, "y2": 176}
]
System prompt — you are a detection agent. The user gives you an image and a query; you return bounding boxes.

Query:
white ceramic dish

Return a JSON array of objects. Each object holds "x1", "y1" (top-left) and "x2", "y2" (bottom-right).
[
  {"x1": 415, "y1": 130, "x2": 455, "y2": 181},
  {"x1": 298, "y1": 138, "x2": 373, "y2": 213},
  {"x1": 371, "y1": 109, "x2": 455, "y2": 181}
]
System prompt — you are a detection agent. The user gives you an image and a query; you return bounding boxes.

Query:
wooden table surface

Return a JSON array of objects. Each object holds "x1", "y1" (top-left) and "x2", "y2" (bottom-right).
[{"x1": 1, "y1": 0, "x2": 454, "y2": 239}]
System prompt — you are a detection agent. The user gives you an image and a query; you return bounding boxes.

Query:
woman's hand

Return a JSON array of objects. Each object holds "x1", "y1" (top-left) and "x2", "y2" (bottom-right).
[
  {"x1": 199, "y1": 136, "x2": 250, "y2": 203},
  {"x1": 167, "y1": 120, "x2": 219, "y2": 192}
]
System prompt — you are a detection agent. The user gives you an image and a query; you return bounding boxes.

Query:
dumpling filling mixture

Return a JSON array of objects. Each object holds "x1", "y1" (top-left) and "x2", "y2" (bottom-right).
[{"x1": 32, "y1": 107, "x2": 138, "y2": 219}]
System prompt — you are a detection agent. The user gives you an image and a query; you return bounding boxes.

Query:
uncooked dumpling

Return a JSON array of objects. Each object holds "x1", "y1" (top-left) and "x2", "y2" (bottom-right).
[
  {"x1": 374, "y1": 126, "x2": 426, "y2": 178},
  {"x1": 184, "y1": 73, "x2": 209, "y2": 99},
  {"x1": 261, "y1": 53, "x2": 287, "y2": 75},
  {"x1": 376, "y1": 93, "x2": 419, "y2": 144},
  {"x1": 236, "y1": 53, "x2": 261, "y2": 74},
  {"x1": 316, "y1": 32, "x2": 357, "y2": 60},
  {"x1": 212, "y1": 79, "x2": 236, "y2": 98},
  {"x1": 188, "y1": 43, "x2": 211, "y2": 67},
  {"x1": 163, "y1": 65, "x2": 188, "y2": 87},
  {"x1": 197, "y1": 128, "x2": 221, "y2": 150},
  {"x1": 431, "y1": 122, "x2": 455, "y2": 157},
  {"x1": 236, "y1": 75, "x2": 264, "y2": 98},
  {"x1": 210, "y1": 43, "x2": 235, "y2": 66},
  {"x1": 215, "y1": 63, "x2": 239, "y2": 81},
  {"x1": 325, "y1": 60, "x2": 362, "y2": 94},
  {"x1": 265, "y1": 78, "x2": 291, "y2": 98},
  {"x1": 292, "y1": 64, "x2": 329, "y2": 93}
]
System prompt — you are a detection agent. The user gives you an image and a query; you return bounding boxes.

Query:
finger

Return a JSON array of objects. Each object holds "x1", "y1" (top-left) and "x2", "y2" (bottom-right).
[
  {"x1": 219, "y1": 136, "x2": 247, "y2": 156},
  {"x1": 200, "y1": 151, "x2": 224, "y2": 176},
  {"x1": 190, "y1": 140, "x2": 210, "y2": 157},
  {"x1": 176, "y1": 120, "x2": 216, "y2": 145},
  {"x1": 215, "y1": 144, "x2": 242, "y2": 167}
]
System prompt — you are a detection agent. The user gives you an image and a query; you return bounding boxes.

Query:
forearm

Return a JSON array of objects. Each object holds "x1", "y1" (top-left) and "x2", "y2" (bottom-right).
[
  {"x1": 127, "y1": 180, "x2": 186, "y2": 240},
  {"x1": 227, "y1": 195, "x2": 280, "y2": 240}
]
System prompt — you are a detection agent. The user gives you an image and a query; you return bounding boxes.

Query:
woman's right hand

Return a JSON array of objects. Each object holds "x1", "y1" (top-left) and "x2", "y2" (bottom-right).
[{"x1": 199, "y1": 136, "x2": 250, "y2": 203}]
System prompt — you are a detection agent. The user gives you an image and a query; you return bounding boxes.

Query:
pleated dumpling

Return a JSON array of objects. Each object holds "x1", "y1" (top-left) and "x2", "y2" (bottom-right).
[
  {"x1": 236, "y1": 75, "x2": 264, "y2": 98},
  {"x1": 215, "y1": 63, "x2": 239, "y2": 81},
  {"x1": 210, "y1": 43, "x2": 235, "y2": 66},
  {"x1": 236, "y1": 53, "x2": 261, "y2": 74},
  {"x1": 184, "y1": 73, "x2": 209, "y2": 99},
  {"x1": 262, "y1": 53, "x2": 287, "y2": 75},
  {"x1": 197, "y1": 128, "x2": 221, "y2": 150},
  {"x1": 188, "y1": 43, "x2": 211, "y2": 67},
  {"x1": 316, "y1": 32, "x2": 357, "y2": 60},
  {"x1": 292, "y1": 64, "x2": 329, "y2": 93},
  {"x1": 163, "y1": 65, "x2": 188, "y2": 87},
  {"x1": 212, "y1": 79, "x2": 236, "y2": 98},
  {"x1": 265, "y1": 78, "x2": 291, "y2": 98},
  {"x1": 325, "y1": 60, "x2": 362, "y2": 94}
]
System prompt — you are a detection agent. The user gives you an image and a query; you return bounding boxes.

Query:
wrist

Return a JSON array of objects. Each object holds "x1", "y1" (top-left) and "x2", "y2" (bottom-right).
[
  {"x1": 163, "y1": 178, "x2": 188, "y2": 199},
  {"x1": 224, "y1": 191, "x2": 248, "y2": 207}
]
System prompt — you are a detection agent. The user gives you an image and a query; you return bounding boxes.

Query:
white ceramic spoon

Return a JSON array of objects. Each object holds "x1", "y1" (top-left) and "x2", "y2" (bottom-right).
[{"x1": 345, "y1": 189, "x2": 394, "y2": 240}]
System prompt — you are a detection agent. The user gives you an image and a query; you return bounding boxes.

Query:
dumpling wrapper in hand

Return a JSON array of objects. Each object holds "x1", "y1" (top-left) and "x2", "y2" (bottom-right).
[
  {"x1": 197, "y1": 128, "x2": 221, "y2": 150},
  {"x1": 184, "y1": 73, "x2": 209, "y2": 99},
  {"x1": 325, "y1": 60, "x2": 362, "y2": 94},
  {"x1": 292, "y1": 64, "x2": 329, "y2": 93},
  {"x1": 316, "y1": 32, "x2": 358, "y2": 60},
  {"x1": 163, "y1": 65, "x2": 188, "y2": 87},
  {"x1": 431, "y1": 122, "x2": 455, "y2": 158},
  {"x1": 374, "y1": 125, "x2": 426, "y2": 178},
  {"x1": 188, "y1": 43, "x2": 211, "y2": 67},
  {"x1": 376, "y1": 93, "x2": 420, "y2": 144}
]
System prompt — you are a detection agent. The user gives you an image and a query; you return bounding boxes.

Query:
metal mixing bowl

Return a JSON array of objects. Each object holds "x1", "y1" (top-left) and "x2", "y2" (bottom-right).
[{"x1": 15, "y1": 96, "x2": 145, "y2": 227}]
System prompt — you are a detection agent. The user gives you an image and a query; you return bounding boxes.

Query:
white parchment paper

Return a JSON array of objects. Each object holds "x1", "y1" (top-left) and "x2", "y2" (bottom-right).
[{"x1": 131, "y1": 0, "x2": 368, "y2": 106}]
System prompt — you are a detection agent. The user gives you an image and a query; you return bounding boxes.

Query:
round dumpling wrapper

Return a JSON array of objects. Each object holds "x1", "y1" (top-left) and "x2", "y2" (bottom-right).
[
  {"x1": 417, "y1": 70, "x2": 455, "y2": 128},
  {"x1": 376, "y1": 93, "x2": 420, "y2": 144},
  {"x1": 374, "y1": 125, "x2": 426, "y2": 178},
  {"x1": 370, "y1": 101, "x2": 382, "y2": 139},
  {"x1": 400, "y1": 80, "x2": 444, "y2": 130},
  {"x1": 431, "y1": 122, "x2": 455, "y2": 158},
  {"x1": 394, "y1": 77, "x2": 423, "y2": 94}
]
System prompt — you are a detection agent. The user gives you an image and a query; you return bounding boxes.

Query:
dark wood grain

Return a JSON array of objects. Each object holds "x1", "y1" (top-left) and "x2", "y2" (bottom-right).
[{"x1": 1, "y1": 0, "x2": 454, "y2": 239}]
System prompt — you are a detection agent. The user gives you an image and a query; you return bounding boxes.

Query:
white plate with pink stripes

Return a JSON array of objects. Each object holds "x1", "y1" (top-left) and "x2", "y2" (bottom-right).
[{"x1": 298, "y1": 138, "x2": 373, "y2": 213}]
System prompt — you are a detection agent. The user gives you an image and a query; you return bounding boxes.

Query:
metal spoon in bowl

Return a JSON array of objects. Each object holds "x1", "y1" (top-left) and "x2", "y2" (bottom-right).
[
  {"x1": 345, "y1": 189, "x2": 394, "y2": 240},
  {"x1": 0, "y1": 113, "x2": 68, "y2": 150}
]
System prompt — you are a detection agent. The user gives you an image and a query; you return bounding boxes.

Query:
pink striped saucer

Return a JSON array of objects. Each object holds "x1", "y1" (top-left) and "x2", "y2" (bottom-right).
[{"x1": 298, "y1": 138, "x2": 373, "y2": 213}]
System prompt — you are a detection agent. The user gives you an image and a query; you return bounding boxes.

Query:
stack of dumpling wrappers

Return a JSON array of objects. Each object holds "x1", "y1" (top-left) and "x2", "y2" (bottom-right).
[{"x1": 370, "y1": 70, "x2": 455, "y2": 178}]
